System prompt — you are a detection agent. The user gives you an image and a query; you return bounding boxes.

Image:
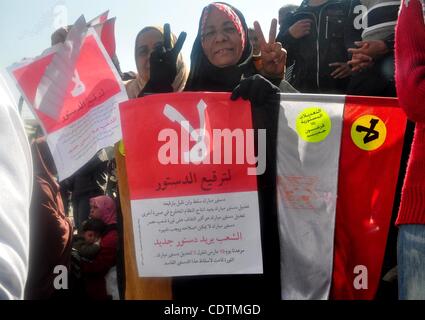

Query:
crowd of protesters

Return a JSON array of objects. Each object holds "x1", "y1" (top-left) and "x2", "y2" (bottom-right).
[{"x1": 1, "y1": 0, "x2": 424, "y2": 300}]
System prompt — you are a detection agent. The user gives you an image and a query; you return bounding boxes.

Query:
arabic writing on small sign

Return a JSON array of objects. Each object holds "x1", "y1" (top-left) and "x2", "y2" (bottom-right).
[
  {"x1": 56, "y1": 100, "x2": 118, "y2": 162},
  {"x1": 63, "y1": 88, "x2": 106, "y2": 121}
]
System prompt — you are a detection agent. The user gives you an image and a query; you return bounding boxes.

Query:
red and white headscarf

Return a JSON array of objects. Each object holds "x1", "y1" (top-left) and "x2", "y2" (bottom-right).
[{"x1": 201, "y1": 2, "x2": 246, "y2": 49}]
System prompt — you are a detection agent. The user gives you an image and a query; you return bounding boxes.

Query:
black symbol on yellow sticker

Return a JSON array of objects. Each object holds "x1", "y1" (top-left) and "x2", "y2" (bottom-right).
[
  {"x1": 351, "y1": 115, "x2": 386, "y2": 151},
  {"x1": 356, "y1": 118, "x2": 380, "y2": 144}
]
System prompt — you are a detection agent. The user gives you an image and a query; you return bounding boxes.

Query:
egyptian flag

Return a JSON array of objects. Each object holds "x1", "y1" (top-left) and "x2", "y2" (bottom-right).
[{"x1": 277, "y1": 94, "x2": 406, "y2": 300}]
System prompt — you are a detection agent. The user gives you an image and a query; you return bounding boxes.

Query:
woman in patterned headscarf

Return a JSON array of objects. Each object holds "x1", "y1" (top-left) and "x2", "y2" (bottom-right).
[
  {"x1": 172, "y1": 2, "x2": 284, "y2": 301},
  {"x1": 185, "y1": 1, "x2": 287, "y2": 93}
]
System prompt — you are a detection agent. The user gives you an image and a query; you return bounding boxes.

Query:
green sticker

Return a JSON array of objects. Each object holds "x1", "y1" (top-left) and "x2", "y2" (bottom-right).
[{"x1": 296, "y1": 107, "x2": 331, "y2": 143}]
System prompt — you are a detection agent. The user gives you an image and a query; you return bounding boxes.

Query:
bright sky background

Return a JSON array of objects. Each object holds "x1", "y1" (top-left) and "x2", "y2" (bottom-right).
[{"x1": 0, "y1": 0, "x2": 298, "y2": 116}]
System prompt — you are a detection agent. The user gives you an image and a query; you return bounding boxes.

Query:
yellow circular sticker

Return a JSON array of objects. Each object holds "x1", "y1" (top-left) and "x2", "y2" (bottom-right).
[
  {"x1": 118, "y1": 140, "x2": 126, "y2": 156},
  {"x1": 296, "y1": 107, "x2": 332, "y2": 143},
  {"x1": 351, "y1": 115, "x2": 387, "y2": 151}
]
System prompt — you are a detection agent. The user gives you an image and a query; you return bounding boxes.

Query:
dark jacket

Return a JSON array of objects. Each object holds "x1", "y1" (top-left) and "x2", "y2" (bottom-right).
[{"x1": 277, "y1": 0, "x2": 362, "y2": 93}]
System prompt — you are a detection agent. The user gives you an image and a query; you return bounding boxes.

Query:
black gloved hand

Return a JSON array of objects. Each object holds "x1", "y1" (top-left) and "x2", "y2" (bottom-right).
[
  {"x1": 230, "y1": 74, "x2": 280, "y2": 106},
  {"x1": 143, "y1": 23, "x2": 187, "y2": 94}
]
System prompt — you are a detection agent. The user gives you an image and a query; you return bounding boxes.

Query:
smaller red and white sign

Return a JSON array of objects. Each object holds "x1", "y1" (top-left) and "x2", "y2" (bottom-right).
[{"x1": 8, "y1": 18, "x2": 127, "y2": 181}]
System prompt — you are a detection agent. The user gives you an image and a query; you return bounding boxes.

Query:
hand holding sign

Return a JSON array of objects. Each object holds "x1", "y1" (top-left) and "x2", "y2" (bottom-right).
[
  {"x1": 231, "y1": 74, "x2": 280, "y2": 106},
  {"x1": 253, "y1": 19, "x2": 287, "y2": 80},
  {"x1": 144, "y1": 23, "x2": 187, "y2": 94}
]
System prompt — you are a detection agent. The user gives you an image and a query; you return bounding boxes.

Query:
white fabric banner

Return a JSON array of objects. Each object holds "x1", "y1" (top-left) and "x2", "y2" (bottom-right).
[{"x1": 277, "y1": 94, "x2": 345, "y2": 300}]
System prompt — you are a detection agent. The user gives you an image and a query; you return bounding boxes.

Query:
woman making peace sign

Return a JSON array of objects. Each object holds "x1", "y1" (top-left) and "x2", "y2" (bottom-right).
[
  {"x1": 172, "y1": 1, "x2": 287, "y2": 300},
  {"x1": 126, "y1": 24, "x2": 189, "y2": 98}
]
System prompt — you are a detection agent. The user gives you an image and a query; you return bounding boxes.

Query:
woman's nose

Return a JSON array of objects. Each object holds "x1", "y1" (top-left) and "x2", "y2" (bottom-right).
[{"x1": 215, "y1": 30, "x2": 229, "y2": 42}]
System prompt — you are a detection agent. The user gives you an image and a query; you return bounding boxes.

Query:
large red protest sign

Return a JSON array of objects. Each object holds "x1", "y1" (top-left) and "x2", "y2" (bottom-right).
[
  {"x1": 121, "y1": 92, "x2": 258, "y2": 199},
  {"x1": 120, "y1": 92, "x2": 263, "y2": 277},
  {"x1": 8, "y1": 21, "x2": 127, "y2": 180}
]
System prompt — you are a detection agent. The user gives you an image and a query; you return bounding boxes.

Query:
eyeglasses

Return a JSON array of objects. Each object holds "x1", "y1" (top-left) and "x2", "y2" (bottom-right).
[{"x1": 201, "y1": 26, "x2": 238, "y2": 43}]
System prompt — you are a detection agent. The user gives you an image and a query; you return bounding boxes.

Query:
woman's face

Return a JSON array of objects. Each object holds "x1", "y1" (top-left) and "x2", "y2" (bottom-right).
[
  {"x1": 201, "y1": 7, "x2": 243, "y2": 68},
  {"x1": 89, "y1": 201, "x2": 101, "y2": 219},
  {"x1": 135, "y1": 29, "x2": 163, "y2": 82}
]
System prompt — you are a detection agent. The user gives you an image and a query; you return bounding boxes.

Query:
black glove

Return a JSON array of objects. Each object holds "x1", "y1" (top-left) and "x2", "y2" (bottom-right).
[
  {"x1": 142, "y1": 24, "x2": 187, "y2": 94},
  {"x1": 230, "y1": 74, "x2": 280, "y2": 106}
]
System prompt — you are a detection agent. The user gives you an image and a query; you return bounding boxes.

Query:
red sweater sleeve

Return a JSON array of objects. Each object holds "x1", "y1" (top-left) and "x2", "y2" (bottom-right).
[
  {"x1": 81, "y1": 230, "x2": 117, "y2": 274},
  {"x1": 395, "y1": 0, "x2": 425, "y2": 123}
]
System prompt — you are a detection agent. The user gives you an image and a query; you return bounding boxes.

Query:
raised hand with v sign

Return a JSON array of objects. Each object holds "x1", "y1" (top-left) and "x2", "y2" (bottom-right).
[
  {"x1": 253, "y1": 19, "x2": 287, "y2": 80},
  {"x1": 142, "y1": 23, "x2": 187, "y2": 94}
]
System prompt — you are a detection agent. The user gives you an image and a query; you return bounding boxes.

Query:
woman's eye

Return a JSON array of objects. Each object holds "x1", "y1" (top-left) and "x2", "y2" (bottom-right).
[
  {"x1": 202, "y1": 31, "x2": 216, "y2": 41},
  {"x1": 224, "y1": 27, "x2": 237, "y2": 34},
  {"x1": 138, "y1": 49, "x2": 148, "y2": 57}
]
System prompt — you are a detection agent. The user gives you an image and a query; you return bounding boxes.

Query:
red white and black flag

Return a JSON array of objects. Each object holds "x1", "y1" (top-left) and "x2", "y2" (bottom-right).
[{"x1": 277, "y1": 94, "x2": 406, "y2": 300}]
